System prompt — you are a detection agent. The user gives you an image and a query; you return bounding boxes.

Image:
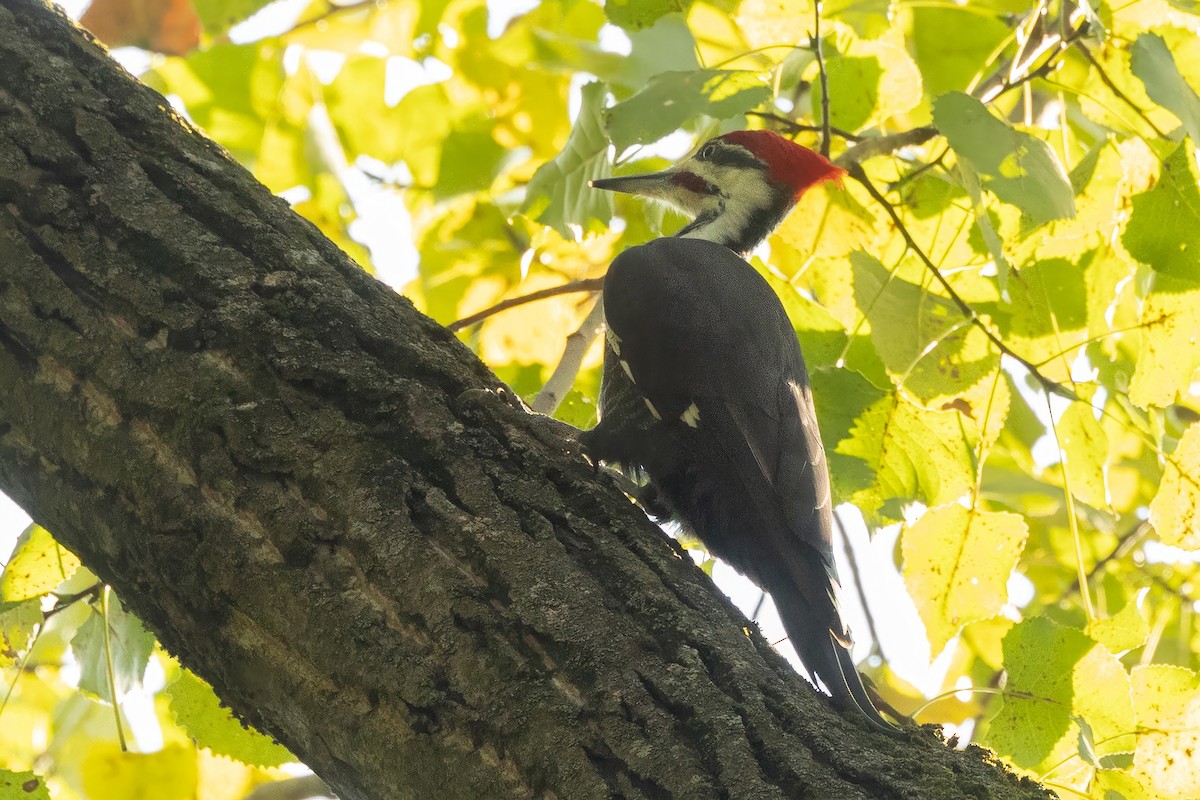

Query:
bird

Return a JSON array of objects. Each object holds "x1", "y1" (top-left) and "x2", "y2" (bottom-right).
[{"x1": 580, "y1": 129, "x2": 898, "y2": 734}]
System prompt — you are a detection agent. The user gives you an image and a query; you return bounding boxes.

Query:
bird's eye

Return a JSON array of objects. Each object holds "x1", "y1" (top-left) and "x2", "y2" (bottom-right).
[{"x1": 699, "y1": 144, "x2": 717, "y2": 160}]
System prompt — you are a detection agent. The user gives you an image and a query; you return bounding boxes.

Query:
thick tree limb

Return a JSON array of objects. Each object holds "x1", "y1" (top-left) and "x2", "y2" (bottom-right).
[{"x1": 0, "y1": 2, "x2": 1052, "y2": 798}]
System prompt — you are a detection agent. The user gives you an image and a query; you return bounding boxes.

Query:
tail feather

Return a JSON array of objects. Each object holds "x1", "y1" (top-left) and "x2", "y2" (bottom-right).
[{"x1": 773, "y1": 580, "x2": 902, "y2": 736}]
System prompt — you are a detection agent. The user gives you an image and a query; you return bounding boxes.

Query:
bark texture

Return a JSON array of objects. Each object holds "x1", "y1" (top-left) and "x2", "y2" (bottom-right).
[{"x1": 0, "y1": 2, "x2": 1051, "y2": 798}]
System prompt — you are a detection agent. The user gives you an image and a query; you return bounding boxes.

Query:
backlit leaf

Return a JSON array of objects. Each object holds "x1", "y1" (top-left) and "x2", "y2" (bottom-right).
[
  {"x1": 935, "y1": 92, "x2": 1076, "y2": 224},
  {"x1": 1131, "y1": 664, "x2": 1200, "y2": 798},
  {"x1": 836, "y1": 391, "x2": 975, "y2": 526},
  {"x1": 523, "y1": 82, "x2": 614, "y2": 236},
  {"x1": 0, "y1": 524, "x2": 80, "y2": 602},
  {"x1": 1149, "y1": 422, "x2": 1200, "y2": 549},
  {"x1": 1123, "y1": 143, "x2": 1200, "y2": 281},
  {"x1": 1131, "y1": 33, "x2": 1200, "y2": 143},
  {"x1": 1057, "y1": 401, "x2": 1109, "y2": 510},
  {"x1": 167, "y1": 669, "x2": 293, "y2": 767},
  {"x1": 0, "y1": 769, "x2": 50, "y2": 800},
  {"x1": 903, "y1": 505, "x2": 1028, "y2": 654},
  {"x1": 985, "y1": 618, "x2": 1133, "y2": 771},
  {"x1": 605, "y1": 70, "x2": 770, "y2": 152},
  {"x1": 1087, "y1": 596, "x2": 1150, "y2": 653},
  {"x1": 73, "y1": 593, "x2": 154, "y2": 699},
  {"x1": 1128, "y1": 273, "x2": 1200, "y2": 409},
  {"x1": 851, "y1": 251, "x2": 998, "y2": 402},
  {"x1": 82, "y1": 742, "x2": 196, "y2": 800}
]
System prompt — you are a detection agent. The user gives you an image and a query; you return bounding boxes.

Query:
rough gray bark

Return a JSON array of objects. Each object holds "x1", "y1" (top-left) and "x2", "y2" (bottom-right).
[{"x1": 0, "y1": 2, "x2": 1051, "y2": 798}]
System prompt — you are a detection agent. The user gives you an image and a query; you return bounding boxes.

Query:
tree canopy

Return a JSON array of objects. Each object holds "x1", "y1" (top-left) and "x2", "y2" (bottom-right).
[{"x1": 2, "y1": 0, "x2": 1200, "y2": 798}]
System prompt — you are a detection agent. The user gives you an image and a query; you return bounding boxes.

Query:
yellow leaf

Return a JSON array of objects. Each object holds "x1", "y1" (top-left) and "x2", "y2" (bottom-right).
[
  {"x1": 0, "y1": 525, "x2": 80, "y2": 602},
  {"x1": 1150, "y1": 423, "x2": 1200, "y2": 549},
  {"x1": 83, "y1": 743, "x2": 197, "y2": 800},
  {"x1": 1132, "y1": 664, "x2": 1200, "y2": 798},
  {"x1": 903, "y1": 505, "x2": 1028, "y2": 654}
]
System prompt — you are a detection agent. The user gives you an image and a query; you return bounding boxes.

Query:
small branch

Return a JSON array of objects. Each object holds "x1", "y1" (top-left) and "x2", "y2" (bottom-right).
[
  {"x1": 889, "y1": 147, "x2": 949, "y2": 191},
  {"x1": 447, "y1": 278, "x2": 605, "y2": 332},
  {"x1": 834, "y1": 127, "x2": 939, "y2": 169},
  {"x1": 530, "y1": 297, "x2": 605, "y2": 415},
  {"x1": 1074, "y1": 40, "x2": 1169, "y2": 138},
  {"x1": 847, "y1": 164, "x2": 1076, "y2": 400},
  {"x1": 1057, "y1": 520, "x2": 1151, "y2": 604},
  {"x1": 745, "y1": 111, "x2": 863, "y2": 143},
  {"x1": 833, "y1": 509, "x2": 882, "y2": 658},
  {"x1": 812, "y1": 1, "x2": 831, "y2": 157}
]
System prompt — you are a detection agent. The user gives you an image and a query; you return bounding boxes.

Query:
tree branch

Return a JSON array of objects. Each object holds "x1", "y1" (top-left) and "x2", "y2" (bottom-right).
[
  {"x1": 847, "y1": 164, "x2": 1077, "y2": 400},
  {"x1": 447, "y1": 277, "x2": 604, "y2": 332},
  {"x1": 811, "y1": 1, "x2": 832, "y2": 158},
  {"x1": 530, "y1": 297, "x2": 604, "y2": 415}
]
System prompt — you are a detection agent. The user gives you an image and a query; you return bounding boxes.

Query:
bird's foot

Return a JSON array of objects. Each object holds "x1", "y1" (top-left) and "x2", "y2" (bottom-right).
[{"x1": 458, "y1": 386, "x2": 592, "y2": 466}]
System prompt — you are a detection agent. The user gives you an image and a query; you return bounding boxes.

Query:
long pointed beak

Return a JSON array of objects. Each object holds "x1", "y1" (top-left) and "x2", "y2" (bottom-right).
[{"x1": 589, "y1": 170, "x2": 677, "y2": 196}]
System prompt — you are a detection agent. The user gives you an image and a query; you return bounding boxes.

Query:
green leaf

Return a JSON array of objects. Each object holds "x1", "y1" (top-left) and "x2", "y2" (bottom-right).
[
  {"x1": 1087, "y1": 595, "x2": 1150, "y2": 653},
  {"x1": 851, "y1": 251, "x2": 998, "y2": 401},
  {"x1": 604, "y1": 0, "x2": 684, "y2": 30},
  {"x1": 523, "y1": 82, "x2": 615, "y2": 236},
  {"x1": 1057, "y1": 401, "x2": 1109, "y2": 510},
  {"x1": 902, "y1": 505, "x2": 1028, "y2": 654},
  {"x1": 82, "y1": 742, "x2": 196, "y2": 800},
  {"x1": 0, "y1": 598, "x2": 41, "y2": 668},
  {"x1": 910, "y1": 8, "x2": 1011, "y2": 98},
  {"x1": 934, "y1": 92, "x2": 1076, "y2": 224},
  {"x1": 143, "y1": 42, "x2": 284, "y2": 161},
  {"x1": 435, "y1": 125, "x2": 510, "y2": 199},
  {"x1": 605, "y1": 70, "x2": 770, "y2": 152},
  {"x1": 192, "y1": 0, "x2": 275, "y2": 35},
  {"x1": 1149, "y1": 422, "x2": 1200, "y2": 549},
  {"x1": 1, "y1": 524, "x2": 80, "y2": 602},
  {"x1": 73, "y1": 594, "x2": 154, "y2": 699},
  {"x1": 816, "y1": 54, "x2": 884, "y2": 132},
  {"x1": 0, "y1": 768, "x2": 50, "y2": 800},
  {"x1": 809, "y1": 366, "x2": 888, "y2": 505},
  {"x1": 1131, "y1": 33, "x2": 1200, "y2": 143},
  {"x1": 166, "y1": 669, "x2": 293, "y2": 767},
  {"x1": 835, "y1": 391, "x2": 975, "y2": 525},
  {"x1": 1131, "y1": 665, "x2": 1200, "y2": 798},
  {"x1": 825, "y1": 0, "x2": 891, "y2": 39},
  {"x1": 984, "y1": 618, "x2": 1133, "y2": 771},
  {"x1": 553, "y1": 390, "x2": 599, "y2": 429},
  {"x1": 1123, "y1": 143, "x2": 1200, "y2": 280}
]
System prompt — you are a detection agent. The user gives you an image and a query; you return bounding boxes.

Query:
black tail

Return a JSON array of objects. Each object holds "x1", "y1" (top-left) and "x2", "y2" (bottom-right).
[{"x1": 772, "y1": 581, "x2": 902, "y2": 737}]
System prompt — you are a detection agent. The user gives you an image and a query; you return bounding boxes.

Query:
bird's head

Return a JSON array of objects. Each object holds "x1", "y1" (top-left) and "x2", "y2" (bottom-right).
[{"x1": 591, "y1": 130, "x2": 845, "y2": 255}]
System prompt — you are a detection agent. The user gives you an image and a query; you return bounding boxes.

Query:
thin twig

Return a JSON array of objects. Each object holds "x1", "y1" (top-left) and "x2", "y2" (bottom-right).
[
  {"x1": 447, "y1": 278, "x2": 605, "y2": 332},
  {"x1": 812, "y1": 1, "x2": 831, "y2": 157},
  {"x1": 847, "y1": 164, "x2": 1076, "y2": 400},
  {"x1": 834, "y1": 127, "x2": 939, "y2": 169},
  {"x1": 1057, "y1": 520, "x2": 1151, "y2": 604},
  {"x1": 889, "y1": 147, "x2": 949, "y2": 191},
  {"x1": 1074, "y1": 40, "x2": 1169, "y2": 138},
  {"x1": 745, "y1": 111, "x2": 863, "y2": 142},
  {"x1": 833, "y1": 509, "x2": 882, "y2": 658},
  {"x1": 530, "y1": 297, "x2": 605, "y2": 415}
]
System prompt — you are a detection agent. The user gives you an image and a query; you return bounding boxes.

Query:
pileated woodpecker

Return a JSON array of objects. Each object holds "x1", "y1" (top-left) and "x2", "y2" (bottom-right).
[{"x1": 582, "y1": 130, "x2": 897, "y2": 733}]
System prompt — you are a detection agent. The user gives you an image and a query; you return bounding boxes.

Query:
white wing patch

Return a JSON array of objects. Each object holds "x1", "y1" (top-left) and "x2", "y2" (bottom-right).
[
  {"x1": 606, "y1": 327, "x2": 622, "y2": 356},
  {"x1": 643, "y1": 398, "x2": 663, "y2": 420},
  {"x1": 680, "y1": 402, "x2": 701, "y2": 428},
  {"x1": 620, "y1": 359, "x2": 635, "y2": 382}
]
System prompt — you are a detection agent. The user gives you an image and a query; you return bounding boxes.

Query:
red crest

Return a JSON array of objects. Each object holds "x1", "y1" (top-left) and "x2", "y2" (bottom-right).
[{"x1": 717, "y1": 130, "x2": 846, "y2": 198}]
